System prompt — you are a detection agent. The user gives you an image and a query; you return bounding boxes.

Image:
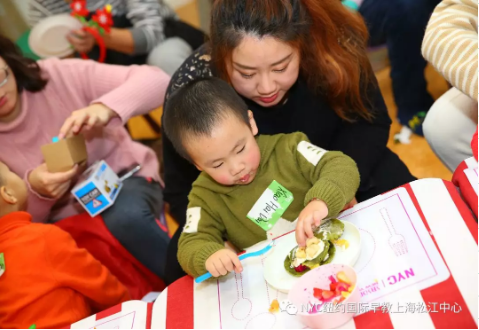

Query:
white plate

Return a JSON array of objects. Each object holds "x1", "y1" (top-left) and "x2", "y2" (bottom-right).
[
  {"x1": 263, "y1": 220, "x2": 361, "y2": 293},
  {"x1": 29, "y1": 14, "x2": 83, "y2": 58}
]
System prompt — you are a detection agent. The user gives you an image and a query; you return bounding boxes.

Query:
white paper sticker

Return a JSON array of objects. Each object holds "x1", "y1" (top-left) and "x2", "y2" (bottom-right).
[
  {"x1": 184, "y1": 207, "x2": 201, "y2": 233},
  {"x1": 297, "y1": 141, "x2": 327, "y2": 166},
  {"x1": 246, "y1": 181, "x2": 293, "y2": 231}
]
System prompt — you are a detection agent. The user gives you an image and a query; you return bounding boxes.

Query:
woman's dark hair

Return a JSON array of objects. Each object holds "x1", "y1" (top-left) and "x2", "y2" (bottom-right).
[
  {"x1": 0, "y1": 34, "x2": 48, "y2": 93},
  {"x1": 210, "y1": 0, "x2": 373, "y2": 122}
]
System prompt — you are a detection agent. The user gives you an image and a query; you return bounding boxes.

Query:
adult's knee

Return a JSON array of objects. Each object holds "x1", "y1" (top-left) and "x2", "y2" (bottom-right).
[
  {"x1": 147, "y1": 37, "x2": 193, "y2": 76},
  {"x1": 423, "y1": 88, "x2": 477, "y2": 170},
  {"x1": 423, "y1": 97, "x2": 450, "y2": 149},
  {"x1": 103, "y1": 203, "x2": 152, "y2": 238},
  {"x1": 423, "y1": 105, "x2": 439, "y2": 146}
]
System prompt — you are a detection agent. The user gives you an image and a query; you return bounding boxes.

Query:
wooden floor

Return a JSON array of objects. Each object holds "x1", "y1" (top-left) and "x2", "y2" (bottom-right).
[{"x1": 378, "y1": 65, "x2": 451, "y2": 180}]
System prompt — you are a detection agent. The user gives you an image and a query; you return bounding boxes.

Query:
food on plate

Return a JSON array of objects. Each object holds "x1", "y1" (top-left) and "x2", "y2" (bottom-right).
[
  {"x1": 308, "y1": 271, "x2": 355, "y2": 313},
  {"x1": 331, "y1": 239, "x2": 349, "y2": 250},
  {"x1": 269, "y1": 299, "x2": 280, "y2": 313},
  {"x1": 284, "y1": 219, "x2": 344, "y2": 276}
]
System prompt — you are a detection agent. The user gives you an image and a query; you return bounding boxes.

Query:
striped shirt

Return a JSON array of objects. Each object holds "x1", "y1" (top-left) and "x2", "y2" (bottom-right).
[
  {"x1": 422, "y1": 0, "x2": 478, "y2": 101},
  {"x1": 28, "y1": 0, "x2": 178, "y2": 55}
]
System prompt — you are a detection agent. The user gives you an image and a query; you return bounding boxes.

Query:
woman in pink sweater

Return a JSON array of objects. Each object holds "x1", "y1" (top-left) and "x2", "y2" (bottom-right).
[{"x1": 0, "y1": 35, "x2": 170, "y2": 278}]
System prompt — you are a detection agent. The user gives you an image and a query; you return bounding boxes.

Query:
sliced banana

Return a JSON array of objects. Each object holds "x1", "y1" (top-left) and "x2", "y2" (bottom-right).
[
  {"x1": 306, "y1": 244, "x2": 320, "y2": 258},
  {"x1": 296, "y1": 247, "x2": 306, "y2": 259},
  {"x1": 306, "y1": 236, "x2": 320, "y2": 246}
]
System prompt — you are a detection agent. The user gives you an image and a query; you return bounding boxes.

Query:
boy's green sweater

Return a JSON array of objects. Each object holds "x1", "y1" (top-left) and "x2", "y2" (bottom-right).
[{"x1": 178, "y1": 132, "x2": 360, "y2": 277}]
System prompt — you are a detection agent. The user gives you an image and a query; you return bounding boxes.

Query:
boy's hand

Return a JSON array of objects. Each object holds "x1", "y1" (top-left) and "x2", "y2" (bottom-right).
[
  {"x1": 296, "y1": 199, "x2": 328, "y2": 247},
  {"x1": 205, "y1": 249, "x2": 243, "y2": 277},
  {"x1": 58, "y1": 103, "x2": 118, "y2": 139}
]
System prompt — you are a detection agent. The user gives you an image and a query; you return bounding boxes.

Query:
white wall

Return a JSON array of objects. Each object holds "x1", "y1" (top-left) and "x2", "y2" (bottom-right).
[
  {"x1": 0, "y1": 0, "x2": 28, "y2": 40},
  {"x1": 13, "y1": 0, "x2": 29, "y2": 23},
  {"x1": 165, "y1": 0, "x2": 194, "y2": 9}
]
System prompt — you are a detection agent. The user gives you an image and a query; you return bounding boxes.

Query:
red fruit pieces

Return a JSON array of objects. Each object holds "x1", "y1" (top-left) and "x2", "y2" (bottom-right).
[
  {"x1": 313, "y1": 288, "x2": 323, "y2": 299},
  {"x1": 337, "y1": 271, "x2": 351, "y2": 284},
  {"x1": 294, "y1": 264, "x2": 309, "y2": 272},
  {"x1": 330, "y1": 282, "x2": 338, "y2": 291},
  {"x1": 312, "y1": 271, "x2": 355, "y2": 305},
  {"x1": 322, "y1": 290, "x2": 335, "y2": 300},
  {"x1": 328, "y1": 275, "x2": 337, "y2": 283},
  {"x1": 336, "y1": 282, "x2": 350, "y2": 292}
]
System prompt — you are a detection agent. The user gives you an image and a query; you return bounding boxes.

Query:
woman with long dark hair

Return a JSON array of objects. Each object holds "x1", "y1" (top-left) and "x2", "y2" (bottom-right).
[
  {"x1": 0, "y1": 34, "x2": 170, "y2": 278},
  {"x1": 161, "y1": 0, "x2": 416, "y2": 284}
]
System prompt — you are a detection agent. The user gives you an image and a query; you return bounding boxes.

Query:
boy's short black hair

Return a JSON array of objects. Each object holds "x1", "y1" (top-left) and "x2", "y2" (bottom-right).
[{"x1": 163, "y1": 77, "x2": 250, "y2": 162}]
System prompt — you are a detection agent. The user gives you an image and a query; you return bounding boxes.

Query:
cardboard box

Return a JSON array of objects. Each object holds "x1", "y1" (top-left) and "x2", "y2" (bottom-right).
[
  {"x1": 72, "y1": 160, "x2": 123, "y2": 217},
  {"x1": 41, "y1": 135, "x2": 88, "y2": 173}
]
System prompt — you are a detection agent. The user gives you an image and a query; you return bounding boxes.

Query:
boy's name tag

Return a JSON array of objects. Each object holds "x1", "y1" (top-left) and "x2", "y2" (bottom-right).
[
  {"x1": 247, "y1": 180, "x2": 294, "y2": 231},
  {"x1": 0, "y1": 253, "x2": 4, "y2": 278}
]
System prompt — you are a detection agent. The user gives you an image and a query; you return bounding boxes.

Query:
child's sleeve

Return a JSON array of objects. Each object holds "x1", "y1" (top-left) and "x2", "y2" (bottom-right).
[
  {"x1": 44, "y1": 226, "x2": 130, "y2": 312},
  {"x1": 178, "y1": 189, "x2": 227, "y2": 278},
  {"x1": 41, "y1": 58, "x2": 170, "y2": 124},
  {"x1": 289, "y1": 132, "x2": 360, "y2": 217}
]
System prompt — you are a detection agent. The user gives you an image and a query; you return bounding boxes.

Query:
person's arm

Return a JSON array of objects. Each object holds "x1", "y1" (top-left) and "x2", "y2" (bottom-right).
[
  {"x1": 24, "y1": 164, "x2": 79, "y2": 223},
  {"x1": 422, "y1": 0, "x2": 478, "y2": 101},
  {"x1": 121, "y1": 0, "x2": 176, "y2": 55},
  {"x1": 101, "y1": 28, "x2": 136, "y2": 55},
  {"x1": 290, "y1": 133, "x2": 360, "y2": 217},
  {"x1": 69, "y1": 0, "x2": 175, "y2": 55},
  {"x1": 177, "y1": 189, "x2": 226, "y2": 278},
  {"x1": 40, "y1": 58, "x2": 170, "y2": 124},
  {"x1": 329, "y1": 77, "x2": 391, "y2": 188},
  {"x1": 44, "y1": 226, "x2": 130, "y2": 312},
  {"x1": 24, "y1": 171, "x2": 57, "y2": 223}
]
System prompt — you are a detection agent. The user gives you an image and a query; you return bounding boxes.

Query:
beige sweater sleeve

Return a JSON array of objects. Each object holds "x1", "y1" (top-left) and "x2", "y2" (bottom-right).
[{"x1": 422, "y1": 0, "x2": 478, "y2": 101}]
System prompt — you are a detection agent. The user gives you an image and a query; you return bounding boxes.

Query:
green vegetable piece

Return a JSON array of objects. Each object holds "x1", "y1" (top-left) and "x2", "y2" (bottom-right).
[
  {"x1": 321, "y1": 243, "x2": 336, "y2": 265},
  {"x1": 318, "y1": 219, "x2": 344, "y2": 241}
]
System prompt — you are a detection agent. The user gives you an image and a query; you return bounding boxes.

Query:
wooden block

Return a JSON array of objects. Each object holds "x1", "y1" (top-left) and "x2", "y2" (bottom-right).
[{"x1": 41, "y1": 135, "x2": 88, "y2": 173}]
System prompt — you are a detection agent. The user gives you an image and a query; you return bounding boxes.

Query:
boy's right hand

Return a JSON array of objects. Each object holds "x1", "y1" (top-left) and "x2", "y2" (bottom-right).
[
  {"x1": 205, "y1": 249, "x2": 243, "y2": 277},
  {"x1": 28, "y1": 163, "x2": 78, "y2": 199}
]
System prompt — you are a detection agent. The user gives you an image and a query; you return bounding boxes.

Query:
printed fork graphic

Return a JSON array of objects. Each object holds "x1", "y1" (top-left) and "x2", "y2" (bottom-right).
[{"x1": 380, "y1": 208, "x2": 408, "y2": 256}]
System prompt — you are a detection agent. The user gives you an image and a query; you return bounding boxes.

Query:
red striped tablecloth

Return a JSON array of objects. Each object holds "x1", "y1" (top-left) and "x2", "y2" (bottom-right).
[
  {"x1": 453, "y1": 157, "x2": 478, "y2": 217},
  {"x1": 153, "y1": 179, "x2": 477, "y2": 329},
  {"x1": 72, "y1": 179, "x2": 478, "y2": 329}
]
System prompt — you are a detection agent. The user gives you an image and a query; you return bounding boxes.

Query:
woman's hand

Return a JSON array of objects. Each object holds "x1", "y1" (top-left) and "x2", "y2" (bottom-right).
[
  {"x1": 295, "y1": 199, "x2": 329, "y2": 247},
  {"x1": 67, "y1": 29, "x2": 96, "y2": 54},
  {"x1": 58, "y1": 103, "x2": 118, "y2": 139},
  {"x1": 28, "y1": 163, "x2": 79, "y2": 199}
]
